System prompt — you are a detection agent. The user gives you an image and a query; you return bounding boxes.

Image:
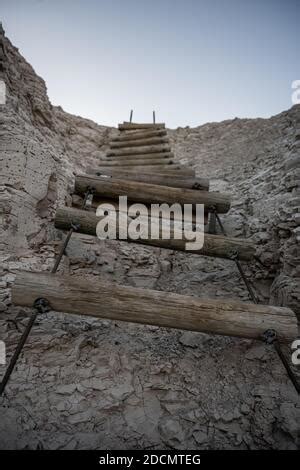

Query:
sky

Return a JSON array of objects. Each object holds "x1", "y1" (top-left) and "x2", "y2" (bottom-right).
[{"x1": 1, "y1": 0, "x2": 299, "y2": 128}]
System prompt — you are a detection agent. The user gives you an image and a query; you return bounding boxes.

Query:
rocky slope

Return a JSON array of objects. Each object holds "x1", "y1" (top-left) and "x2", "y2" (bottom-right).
[{"x1": 0, "y1": 26, "x2": 299, "y2": 449}]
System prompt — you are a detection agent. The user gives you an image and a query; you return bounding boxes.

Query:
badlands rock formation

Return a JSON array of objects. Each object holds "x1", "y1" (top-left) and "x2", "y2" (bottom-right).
[{"x1": 0, "y1": 27, "x2": 299, "y2": 449}]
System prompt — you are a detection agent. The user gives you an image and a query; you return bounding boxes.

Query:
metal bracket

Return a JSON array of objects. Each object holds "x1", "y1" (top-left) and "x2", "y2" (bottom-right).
[
  {"x1": 33, "y1": 298, "x2": 51, "y2": 315},
  {"x1": 228, "y1": 249, "x2": 239, "y2": 261},
  {"x1": 262, "y1": 328, "x2": 277, "y2": 344},
  {"x1": 71, "y1": 222, "x2": 80, "y2": 231}
]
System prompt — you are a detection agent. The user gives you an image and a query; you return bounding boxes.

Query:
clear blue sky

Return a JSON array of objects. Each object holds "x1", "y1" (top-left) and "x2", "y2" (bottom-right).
[{"x1": 1, "y1": 0, "x2": 299, "y2": 128}]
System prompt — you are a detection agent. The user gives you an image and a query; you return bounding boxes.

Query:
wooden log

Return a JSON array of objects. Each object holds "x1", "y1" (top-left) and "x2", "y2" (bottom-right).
[
  {"x1": 54, "y1": 207, "x2": 254, "y2": 260},
  {"x1": 83, "y1": 196, "x2": 208, "y2": 224},
  {"x1": 98, "y1": 158, "x2": 174, "y2": 167},
  {"x1": 75, "y1": 175, "x2": 231, "y2": 213},
  {"x1": 86, "y1": 169, "x2": 209, "y2": 191},
  {"x1": 12, "y1": 271, "x2": 297, "y2": 343},
  {"x1": 107, "y1": 144, "x2": 171, "y2": 156},
  {"x1": 99, "y1": 165, "x2": 189, "y2": 172},
  {"x1": 113, "y1": 129, "x2": 167, "y2": 141},
  {"x1": 97, "y1": 166, "x2": 196, "y2": 177},
  {"x1": 106, "y1": 152, "x2": 174, "y2": 160},
  {"x1": 110, "y1": 137, "x2": 169, "y2": 148},
  {"x1": 119, "y1": 123, "x2": 165, "y2": 130},
  {"x1": 74, "y1": 196, "x2": 209, "y2": 225}
]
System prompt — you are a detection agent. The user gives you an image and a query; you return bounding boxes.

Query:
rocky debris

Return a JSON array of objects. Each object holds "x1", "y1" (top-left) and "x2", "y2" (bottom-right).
[
  {"x1": 0, "y1": 26, "x2": 299, "y2": 450},
  {"x1": 179, "y1": 332, "x2": 200, "y2": 348}
]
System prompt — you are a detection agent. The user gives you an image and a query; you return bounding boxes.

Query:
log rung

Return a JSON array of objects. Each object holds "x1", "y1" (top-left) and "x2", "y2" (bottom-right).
[
  {"x1": 107, "y1": 144, "x2": 171, "y2": 157},
  {"x1": 119, "y1": 123, "x2": 165, "y2": 130},
  {"x1": 54, "y1": 206, "x2": 255, "y2": 261},
  {"x1": 96, "y1": 165, "x2": 196, "y2": 176},
  {"x1": 106, "y1": 152, "x2": 174, "y2": 160},
  {"x1": 72, "y1": 195, "x2": 209, "y2": 225},
  {"x1": 75, "y1": 175, "x2": 231, "y2": 213},
  {"x1": 112, "y1": 129, "x2": 167, "y2": 141},
  {"x1": 98, "y1": 158, "x2": 174, "y2": 167},
  {"x1": 110, "y1": 137, "x2": 169, "y2": 148},
  {"x1": 12, "y1": 271, "x2": 297, "y2": 343},
  {"x1": 86, "y1": 168, "x2": 209, "y2": 191}
]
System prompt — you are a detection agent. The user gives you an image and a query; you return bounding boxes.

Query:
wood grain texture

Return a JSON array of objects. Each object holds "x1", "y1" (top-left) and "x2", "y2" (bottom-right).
[
  {"x1": 86, "y1": 169, "x2": 209, "y2": 190},
  {"x1": 106, "y1": 152, "x2": 174, "y2": 160},
  {"x1": 107, "y1": 144, "x2": 171, "y2": 156},
  {"x1": 110, "y1": 137, "x2": 169, "y2": 148},
  {"x1": 96, "y1": 166, "x2": 196, "y2": 176},
  {"x1": 12, "y1": 271, "x2": 297, "y2": 343},
  {"x1": 54, "y1": 207, "x2": 254, "y2": 260},
  {"x1": 119, "y1": 123, "x2": 165, "y2": 130},
  {"x1": 112, "y1": 129, "x2": 167, "y2": 141},
  {"x1": 75, "y1": 175, "x2": 231, "y2": 213},
  {"x1": 76, "y1": 197, "x2": 209, "y2": 225},
  {"x1": 98, "y1": 158, "x2": 174, "y2": 167}
]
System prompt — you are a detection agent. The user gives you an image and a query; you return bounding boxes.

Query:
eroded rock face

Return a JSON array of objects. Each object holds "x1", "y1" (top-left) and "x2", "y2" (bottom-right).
[{"x1": 0, "y1": 27, "x2": 299, "y2": 450}]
